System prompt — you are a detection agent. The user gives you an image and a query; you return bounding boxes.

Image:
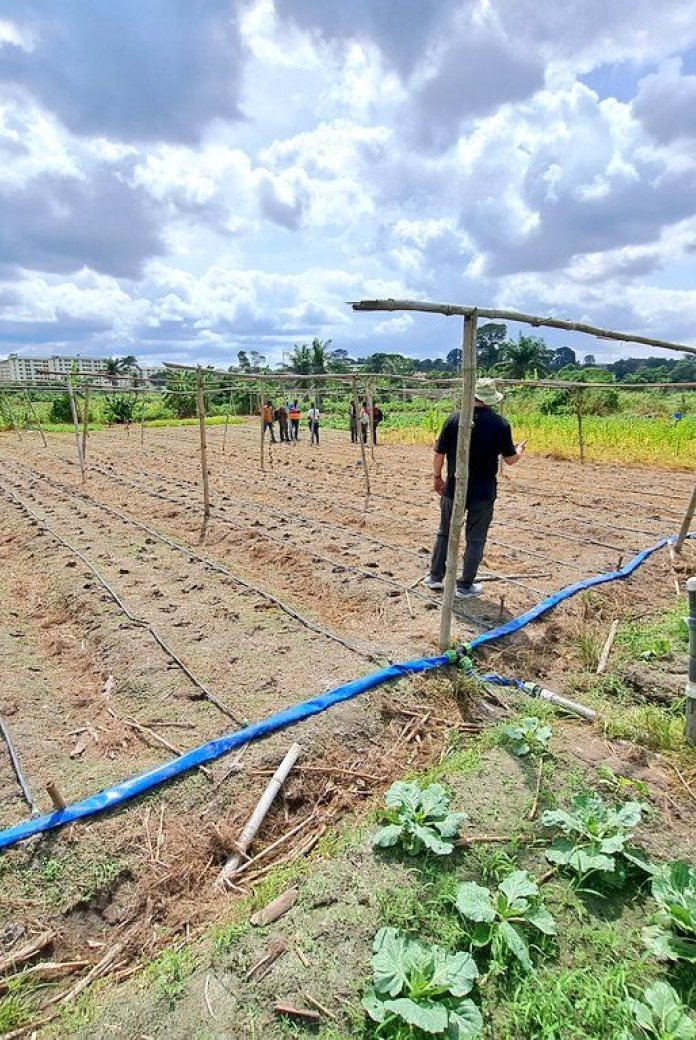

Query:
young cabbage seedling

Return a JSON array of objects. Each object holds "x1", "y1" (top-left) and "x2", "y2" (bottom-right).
[
  {"x1": 541, "y1": 792, "x2": 650, "y2": 887},
  {"x1": 455, "y1": 870, "x2": 556, "y2": 975},
  {"x1": 500, "y1": 716, "x2": 552, "y2": 757},
  {"x1": 362, "y1": 927, "x2": 483, "y2": 1039},
  {"x1": 373, "y1": 781, "x2": 468, "y2": 856},
  {"x1": 624, "y1": 981, "x2": 695, "y2": 1040},
  {"x1": 643, "y1": 861, "x2": 696, "y2": 964}
]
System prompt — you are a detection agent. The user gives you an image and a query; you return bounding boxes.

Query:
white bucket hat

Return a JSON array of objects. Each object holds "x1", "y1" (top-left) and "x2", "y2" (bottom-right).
[{"x1": 474, "y1": 377, "x2": 504, "y2": 405}]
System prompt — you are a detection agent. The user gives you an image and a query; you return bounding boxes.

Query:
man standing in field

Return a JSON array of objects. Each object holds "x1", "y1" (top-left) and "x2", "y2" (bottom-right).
[
  {"x1": 289, "y1": 400, "x2": 301, "y2": 441},
  {"x1": 423, "y1": 378, "x2": 525, "y2": 597},
  {"x1": 261, "y1": 400, "x2": 276, "y2": 442},
  {"x1": 307, "y1": 401, "x2": 320, "y2": 445}
]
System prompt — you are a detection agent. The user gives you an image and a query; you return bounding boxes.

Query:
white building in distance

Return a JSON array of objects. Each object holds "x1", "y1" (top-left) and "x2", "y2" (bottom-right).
[{"x1": 0, "y1": 354, "x2": 164, "y2": 388}]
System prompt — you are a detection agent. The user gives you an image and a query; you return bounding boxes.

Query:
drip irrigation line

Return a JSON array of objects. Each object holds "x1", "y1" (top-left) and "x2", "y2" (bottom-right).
[
  {"x1": 0, "y1": 714, "x2": 38, "y2": 816},
  {"x1": 3, "y1": 467, "x2": 387, "y2": 665},
  {"x1": 507, "y1": 478, "x2": 686, "y2": 522},
  {"x1": 0, "y1": 481, "x2": 244, "y2": 726},
  {"x1": 77, "y1": 459, "x2": 545, "y2": 602},
  {"x1": 0, "y1": 529, "x2": 693, "y2": 852}
]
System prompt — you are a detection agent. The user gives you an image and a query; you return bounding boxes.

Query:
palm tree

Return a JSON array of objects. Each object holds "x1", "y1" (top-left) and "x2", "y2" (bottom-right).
[
  {"x1": 495, "y1": 336, "x2": 552, "y2": 379},
  {"x1": 105, "y1": 357, "x2": 120, "y2": 387}
]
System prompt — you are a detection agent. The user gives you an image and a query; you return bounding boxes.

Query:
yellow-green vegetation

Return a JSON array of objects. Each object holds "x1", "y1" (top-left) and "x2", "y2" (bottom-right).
[
  {"x1": 147, "y1": 948, "x2": 196, "y2": 1007},
  {"x1": 386, "y1": 412, "x2": 695, "y2": 469}
]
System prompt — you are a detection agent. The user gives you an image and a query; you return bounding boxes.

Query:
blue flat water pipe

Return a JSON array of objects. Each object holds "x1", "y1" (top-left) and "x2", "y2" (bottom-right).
[{"x1": 0, "y1": 532, "x2": 692, "y2": 853}]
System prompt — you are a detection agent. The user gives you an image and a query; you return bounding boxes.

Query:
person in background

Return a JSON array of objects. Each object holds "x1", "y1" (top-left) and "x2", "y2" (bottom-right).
[
  {"x1": 307, "y1": 401, "x2": 320, "y2": 445},
  {"x1": 349, "y1": 400, "x2": 358, "y2": 443},
  {"x1": 372, "y1": 402, "x2": 383, "y2": 445},
  {"x1": 289, "y1": 400, "x2": 301, "y2": 441},
  {"x1": 277, "y1": 402, "x2": 290, "y2": 443},
  {"x1": 423, "y1": 378, "x2": 526, "y2": 597},
  {"x1": 359, "y1": 401, "x2": 370, "y2": 443},
  {"x1": 261, "y1": 400, "x2": 276, "y2": 443}
]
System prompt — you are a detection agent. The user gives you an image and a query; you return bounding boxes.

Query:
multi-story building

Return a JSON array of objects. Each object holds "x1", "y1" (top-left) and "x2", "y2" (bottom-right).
[{"x1": 0, "y1": 354, "x2": 164, "y2": 388}]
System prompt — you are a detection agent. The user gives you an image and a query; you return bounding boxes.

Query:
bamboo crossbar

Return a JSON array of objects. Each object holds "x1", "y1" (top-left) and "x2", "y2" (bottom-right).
[{"x1": 351, "y1": 299, "x2": 696, "y2": 358}]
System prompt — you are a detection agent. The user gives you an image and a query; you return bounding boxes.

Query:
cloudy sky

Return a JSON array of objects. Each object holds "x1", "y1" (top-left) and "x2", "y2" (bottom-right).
[{"x1": 1, "y1": 0, "x2": 696, "y2": 368}]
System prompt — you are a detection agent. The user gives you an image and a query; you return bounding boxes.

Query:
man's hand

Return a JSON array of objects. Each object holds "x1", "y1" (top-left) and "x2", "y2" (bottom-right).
[
  {"x1": 516, "y1": 440, "x2": 527, "y2": 456},
  {"x1": 433, "y1": 475, "x2": 445, "y2": 496}
]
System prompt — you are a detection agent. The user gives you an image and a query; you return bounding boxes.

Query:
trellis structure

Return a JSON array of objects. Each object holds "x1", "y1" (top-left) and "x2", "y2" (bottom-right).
[{"x1": 351, "y1": 298, "x2": 696, "y2": 649}]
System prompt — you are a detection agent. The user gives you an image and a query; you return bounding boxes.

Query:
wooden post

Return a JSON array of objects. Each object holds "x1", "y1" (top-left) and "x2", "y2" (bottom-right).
[
  {"x1": 675, "y1": 482, "x2": 696, "y2": 553},
  {"x1": 196, "y1": 369, "x2": 211, "y2": 521},
  {"x1": 139, "y1": 384, "x2": 146, "y2": 446},
  {"x1": 352, "y1": 375, "x2": 370, "y2": 503},
  {"x1": 366, "y1": 381, "x2": 375, "y2": 460},
  {"x1": 576, "y1": 391, "x2": 585, "y2": 465},
  {"x1": 222, "y1": 389, "x2": 233, "y2": 453},
  {"x1": 81, "y1": 383, "x2": 90, "y2": 474},
  {"x1": 686, "y1": 577, "x2": 696, "y2": 744},
  {"x1": 439, "y1": 311, "x2": 478, "y2": 651},
  {"x1": 46, "y1": 780, "x2": 67, "y2": 810},
  {"x1": 260, "y1": 382, "x2": 266, "y2": 471},
  {"x1": 67, "y1": 378, "x2": 86, "y2": 484},
  {"x1": 24, "y1": 392, "x2": 48, "y2": 448}
]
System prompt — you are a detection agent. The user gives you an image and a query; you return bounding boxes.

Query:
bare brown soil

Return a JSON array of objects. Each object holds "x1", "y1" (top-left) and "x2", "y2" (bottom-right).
[{"x1": 0, "y1": 422, "x2": 693, "y2": 1035}]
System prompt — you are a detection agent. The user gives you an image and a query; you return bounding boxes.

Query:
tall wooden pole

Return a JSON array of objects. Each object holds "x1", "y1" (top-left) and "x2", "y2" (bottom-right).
[
  {"x1": 576, "y1": 391, "x2": 585, "y2": 465},
  {"x1": 366, "y1": 381, "x2": 375, "y2": 460},
  {"x1": 675, "y1": 482, "x2": 696, "y2": 553},
  {"x1": 67, "y1": 377, "x2": 86, "y2": 483},
  {"x1": 439, "y1": 311, "x2": 478, "y2": 651},
  {"x1": 222, "y1": 389, "x2": 233, "y2": 453},
  {"x1": 24, "y1": 392, "x2": 47, "y2": 448},
  {"x1": 139, "y1": 383, "x2": 146, "y2": 446},
  {"x1": 260, "y1": 382, "x2": 266, "y2": 471},
  {"x1": 686, "y1": 577, "x2": 696, "y2": 744},
  {"x1": 352, "y1": 375, "x2": 371, "y2": 503},
  {"x1": 81, "y1": 383, "x2": 90, "y2": 474},
  {"x1": 196, "y1": 369, "x2": 211, "y2": 521}
]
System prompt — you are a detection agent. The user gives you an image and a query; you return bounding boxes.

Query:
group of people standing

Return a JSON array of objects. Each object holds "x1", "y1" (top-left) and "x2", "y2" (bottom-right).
[
  {"x1": 261, "y1": 400, "x2": 321, "y2": 445},
  {"x1": 261, "y1": 398, "x2": 385, "y2": 446},
  {"x1": 349, "y1": 400, "x2": 383, "y2": 445}
]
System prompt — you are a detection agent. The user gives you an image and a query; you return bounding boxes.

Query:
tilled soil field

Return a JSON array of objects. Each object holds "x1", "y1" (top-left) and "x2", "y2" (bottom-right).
[{"x1": 0, "y1": 421, "x2": 693, "y2": 1035}]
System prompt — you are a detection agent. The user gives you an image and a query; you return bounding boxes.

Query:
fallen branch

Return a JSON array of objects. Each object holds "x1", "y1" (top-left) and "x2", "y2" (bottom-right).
[
  {"x1": 250, "y1": 887, "x2": 299, "y2": 927},
  {"x1": 0, "y1": 931, "x2": 54, "y2": 975},
  {"x1": 455, "y1": 834, "x2": 515, "y2": 847},
  {"x1": 223, "y1": 813, "x2": 317, "y2": 883},
  {"x1": 0, "y1": 961, "x2": 87, "y2": 995},
  {"x1": 304, "y1": 992, "x2": 337, "y2": 1020},
  {"x1": 215, "y1": 743, "x2": 302, "y2": 891},
  {"x1": 274, "y1": 1003, "x2": 321, "y2": 1023},
  {"x1": 245, "y1": 937, "x2": 287, "y2": 982}
]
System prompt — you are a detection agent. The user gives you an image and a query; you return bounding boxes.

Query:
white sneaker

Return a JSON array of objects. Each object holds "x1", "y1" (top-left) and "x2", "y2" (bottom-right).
[
  {"x1": 421, "y1": 576, "x2": 444, "y2": 591},
  {"x1": 455, "y1": 582, "x2": 483, "y2": 598}
]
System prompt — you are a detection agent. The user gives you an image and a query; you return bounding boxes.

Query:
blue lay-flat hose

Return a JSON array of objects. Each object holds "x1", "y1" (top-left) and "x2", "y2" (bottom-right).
[{"x1": 0, "y1": 532, "x2": 692, "y2": 853}]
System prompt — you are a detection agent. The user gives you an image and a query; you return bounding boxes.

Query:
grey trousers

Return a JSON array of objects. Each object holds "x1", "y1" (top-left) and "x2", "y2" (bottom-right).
[{"x1": 430, "y1": 493, "x2": 495, "y2": 586}]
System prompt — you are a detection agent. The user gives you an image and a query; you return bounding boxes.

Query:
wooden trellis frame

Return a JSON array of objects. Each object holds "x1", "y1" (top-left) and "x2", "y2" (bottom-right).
[{"x1": 350, "y1": 297, "x2": 696, "y2": 649}]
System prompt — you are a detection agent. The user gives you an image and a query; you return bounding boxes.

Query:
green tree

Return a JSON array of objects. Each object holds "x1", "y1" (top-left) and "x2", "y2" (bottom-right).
[
  {"x1": 288, "y1": 343, "x2": 312, "y2": 374},
  {"x1": 550, "y1": 346, "x2": 576, "y2": 371},
  {"x1": 495, "y1": 335, "x2": 552, "y2": 378},
  {"x1": 476, "y1": 322, "x2": 507, "y2": 370},
  {"x1": 237, "y1": 350, "x2": 251, "y2": 372}
]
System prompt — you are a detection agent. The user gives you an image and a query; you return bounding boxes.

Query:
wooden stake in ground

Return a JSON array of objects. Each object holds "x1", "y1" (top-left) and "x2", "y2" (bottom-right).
[
  {"x1": 81, "y1": 382, "x2": 90, "y2": 474},
  {"x1": 596, "y1": 619, "x2": 619, "y2": 675},
  {"x1": 439, "y1": 310, "x2": 478, "y2": 651},
  {"x1": 24, "y1": 392, "x2": 48, "y2": 448},
  {"x1": 215, "y1": 742, "x2": 302, "y2": 890},
  {"x1": 222, "y1": 389, "x2": 233, "y2": 453},
  {"x1": 366, "y1": 381, "x2": 375, "y2": 461},
  {"x1": 196, "y1": 368, "x2": 211, "y2": 522},
  {"x1": 46, "y1": 780, "x2": 67, "y2": 810},
  {"x1": 139, "y1": 382, "x2": 146, "y2": 446},
  {"x1": 67, "y1": 377, "x2": 86, "y2": 484},
  {"x1": 575, "y1": 390, "x2": 585, "y2": 465},
  {"x1": 351, "y1": 374, "x2": 371, "y2": 505},
  {"x1": 675, "y1": 481, "x2": 696, "y2": 553},
  {"x1": 686, "y1": 576, "x2": 696, "y2": 745}
]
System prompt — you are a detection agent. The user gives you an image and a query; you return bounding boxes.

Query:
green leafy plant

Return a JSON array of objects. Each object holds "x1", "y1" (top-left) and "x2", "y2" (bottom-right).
[
  {"x1": 643, "y1": 861, "x2": 696, "y2": 964},
  {"x1": 362, "y1": 927, "x2": 482, "y2": 1038},
  {"x1": 373, "y1": 781, "x2": 467, "y2": 856},
  {"x1": 542, "y1": 793, "x2": 649, "y2": 883},
  {"x1": 624, "y1": 981, "x2": 695, "y2": 1039},
  {"x1": 500, "y1": 717, "x2": 552, "y2": 757},
  {"x1": 455, "y1": 870, "x2": 556, "y2": 973}
]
